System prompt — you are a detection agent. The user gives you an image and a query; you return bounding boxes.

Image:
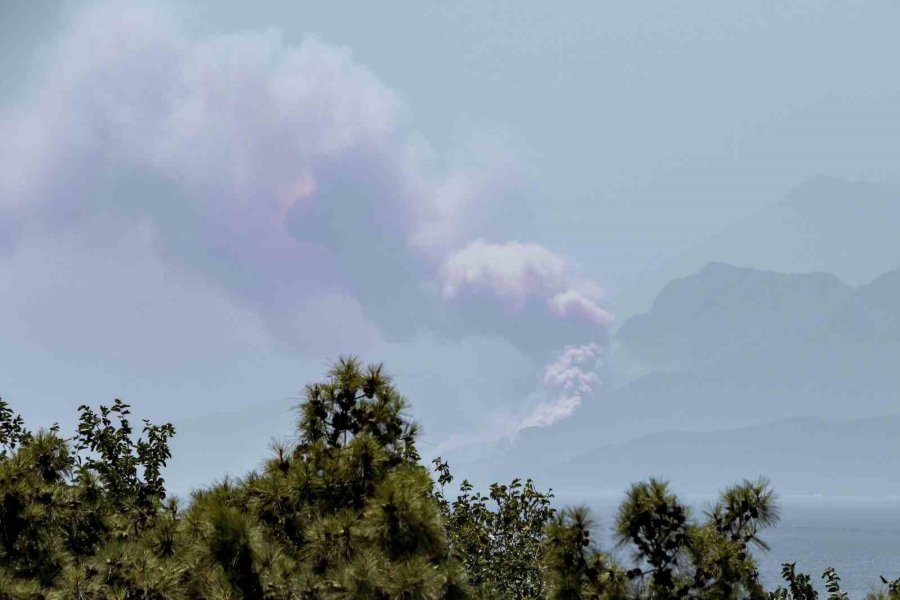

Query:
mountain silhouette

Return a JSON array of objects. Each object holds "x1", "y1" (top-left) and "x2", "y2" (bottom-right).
[
  {"x1": 453, "y1": 262, "x2": 900, "y2": 492},
  {"x1": 614, "y1": 175, "x2": 900, "y2": 319},
  {"x1": 537, "y1": 416, "x2": 900, "y2": 497}
]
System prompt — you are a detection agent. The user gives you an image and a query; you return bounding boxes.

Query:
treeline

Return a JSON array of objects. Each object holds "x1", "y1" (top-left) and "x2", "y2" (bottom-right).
[{"x1": 0, "y1": 358, "x2": 896, "y2": 599}]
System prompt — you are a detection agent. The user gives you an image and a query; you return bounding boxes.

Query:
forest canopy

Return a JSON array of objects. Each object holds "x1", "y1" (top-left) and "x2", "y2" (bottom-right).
[{"x1": 0, "y1": 358, "x2": 895, "y2": 600}]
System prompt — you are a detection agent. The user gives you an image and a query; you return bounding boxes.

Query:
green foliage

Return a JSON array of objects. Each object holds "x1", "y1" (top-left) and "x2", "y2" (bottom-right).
[
  {"x1": 765, "y1": 562, "x2": 863, "y2": 600},
  {"x1": 75, "y1": 399, "x2": 176, "y2": 529},
  {"x1": 767, "y1": 563, "x2": 820, "y2": 600},
  {"x1": 542, "y1": 507, "x2": 629, "y2": 600},
  {"x1": 609, "y1": 477, "x2": 786, "y2": 600},
  {"x1": 866, "y1": 576, "x2": 900, "y2": 600},
  {"x1": 1, "y1": 358, "x2": 896, "y2": 599},
  {"x1": 615, "y1": 478, "x2": 690, "y2": 597},
  {"x1": 0, "y1": 398, "x2": 33, "y2": 459},
  {"x1": 823, "y1": 567, "x2": 849, "y2": 600},
  {"x1": 433, "y1": 459, "x2": 554, "y2": 599}
]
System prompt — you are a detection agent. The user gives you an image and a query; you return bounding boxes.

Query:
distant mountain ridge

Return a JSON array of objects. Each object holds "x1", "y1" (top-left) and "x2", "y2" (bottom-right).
[
  {"x1": 613, "y1": 176, "x2": 900, "y2": 320},
  {"x1": 450, "y1": 261, "x2": 900, "y2": 491},
  {"x1": 572, "y1": 261, "x2": 900, "y2": 439},
  {"x1": 163, "y1": 260, "x2": 900, "y2": 497},
  {"x1": 611, "y1": 262, "x2": 900, "y2": 401},
  {"x1": 614, "y1": 262, "x2": 853, "y2": 375},
  {"x1": 535, "y1": 415, "x2": 900, "y2": 497},
  {"x1": 160, "y1": 173, "x2": 900, "y2": 496}
]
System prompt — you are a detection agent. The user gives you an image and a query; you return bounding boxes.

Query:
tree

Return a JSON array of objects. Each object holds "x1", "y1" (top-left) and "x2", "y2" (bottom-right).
[
  {"x1": 433, "y1": 458, "x2": 554, "y2": 599},
  {"x1": 0, "y1": 397, "x2": 179, "y2": 597},
  {"x1": 542, "y1": 507, "x2": 629, "y2": 600},
  {"x1": 614, "y1": 478, "x2": 781, "y2": 600},
  {"x1": 74, "y1": 399, "x2": 176, "y2": 529},
  {"x1": 615, "y1": 478, "x2": 690, "y2": 599},
  {"x1": 179, "y1": 356, "x2": 471, "y2": 599},
  {"x1": 3, "y1": 357, "x2": 897, "y2": 600},
  {"x1": 0, "y1": 398, "x2": 32, "y2": 459}
]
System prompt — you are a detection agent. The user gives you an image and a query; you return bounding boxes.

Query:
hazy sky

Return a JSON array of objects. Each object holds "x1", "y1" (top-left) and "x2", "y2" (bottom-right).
[{"x1": 2, "y1": 0, "x2": 899, "y2": 450}]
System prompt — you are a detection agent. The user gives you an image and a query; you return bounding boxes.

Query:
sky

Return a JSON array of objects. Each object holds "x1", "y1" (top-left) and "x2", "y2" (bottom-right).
[{"x1": 2, "y1": 0, "x2": 899, "y2": 459}]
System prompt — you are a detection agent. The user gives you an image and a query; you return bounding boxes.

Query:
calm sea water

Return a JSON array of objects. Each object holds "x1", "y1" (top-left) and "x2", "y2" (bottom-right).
[{"x1": 561, "y1": 495, "x2": 900, "y2": 599}]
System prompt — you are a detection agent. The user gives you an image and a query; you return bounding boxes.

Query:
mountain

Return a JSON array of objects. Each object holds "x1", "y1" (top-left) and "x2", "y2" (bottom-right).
[
  {"x1": 535, "y1": 416, "x2": 900, "y2": 497},
  {"x1": 162, "y1": 260, "x2": 900, "y2": 498},
  {"x1": 610, "y1": 262, "x2": 900, "y2": 406},
  {"x1": 448, "y1": 262, "x2": 900, "y2": 491},
  {"x1": 613, "y1": 262, "x2": 853, "y2": 376},
  {"x1": 613, "y1": 176, "x2": 900, "y2": 320},
  {"x1": 577, "y1": 262, "x2": 896, "y2": 433}
]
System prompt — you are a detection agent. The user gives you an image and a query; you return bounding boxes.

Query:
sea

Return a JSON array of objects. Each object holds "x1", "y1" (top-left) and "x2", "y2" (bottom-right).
[{"x1": 559, "y1": 494, "x2": 900, "y2": 599}]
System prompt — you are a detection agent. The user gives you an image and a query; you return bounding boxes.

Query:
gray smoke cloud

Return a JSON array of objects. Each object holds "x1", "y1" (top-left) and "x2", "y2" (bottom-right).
[{"x1": 0, "y1": 1, "x2": 613, "y2": 440}]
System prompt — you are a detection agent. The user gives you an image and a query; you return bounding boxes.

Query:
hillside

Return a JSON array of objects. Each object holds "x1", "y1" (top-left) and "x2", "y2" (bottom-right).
[
  {"x1": 162, "y1": 261, "x2": 900, "y2": 497},
  {"x1": 536, "y1": 416, "x2": 900, "y2": 497},
  {"x1": 610, "y1": 262, "x2": 900, "y2": 412},
  {"x1": 613, "y1": 176, "x2": 900, "y2": 319},
  {"x1": 450, "y1": 262, "x2": 900, "y2": 491}
]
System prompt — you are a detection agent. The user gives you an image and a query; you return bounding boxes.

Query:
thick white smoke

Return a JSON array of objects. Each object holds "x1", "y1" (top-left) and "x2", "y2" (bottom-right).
[{"x1": 519, "y1": 343, "x2": 603, "y2": 429}]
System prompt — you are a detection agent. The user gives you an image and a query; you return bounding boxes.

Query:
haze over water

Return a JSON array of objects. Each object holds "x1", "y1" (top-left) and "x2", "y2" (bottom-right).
[{"x1": 565, "y1": 494, "x2": 900, "y2": 599}]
